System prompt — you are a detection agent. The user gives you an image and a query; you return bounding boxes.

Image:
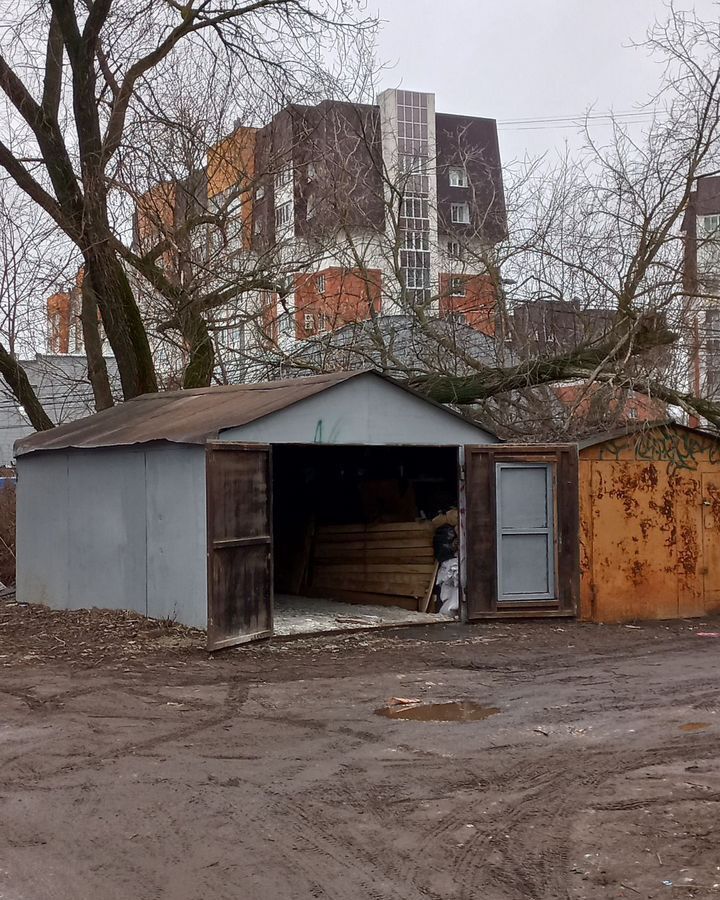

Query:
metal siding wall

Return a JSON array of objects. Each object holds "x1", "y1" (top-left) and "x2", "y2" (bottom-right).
[
  {"x1": 17, "y1": 444, "x2": 208, "y2": 628},
  {"x1": 145, "y1": 445, "x2": 207, "y2": 628},
  {"x1": 66, "y1": 449, "x2": 148, "y2": 615},
  {"x1": 220, "y1": 376, "x2": 497, "y2": 446},
  {"x1": 16, "y1": 453, "x2": 70, "y2": 607}
]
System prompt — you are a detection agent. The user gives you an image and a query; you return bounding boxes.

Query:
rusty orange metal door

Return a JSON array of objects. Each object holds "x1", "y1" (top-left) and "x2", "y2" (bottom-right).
[
  {"x1": 588, "y1": 461, "x2": 679, "y2": 621},
  {"x1": 206, "y1": 442, "x2": 273, "y2": 651},
  {"x1": 702, "y1": 471, "x2": 720, "y2": 613}
]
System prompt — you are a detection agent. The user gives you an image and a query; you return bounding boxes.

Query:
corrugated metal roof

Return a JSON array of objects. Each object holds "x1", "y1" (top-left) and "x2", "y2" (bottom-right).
[
  {"x1": 577, "y1": 420, "x2": 720, "y2": 450},
  {"x1": 15, "y1": 370, "x2": 492, "y2": 456}
]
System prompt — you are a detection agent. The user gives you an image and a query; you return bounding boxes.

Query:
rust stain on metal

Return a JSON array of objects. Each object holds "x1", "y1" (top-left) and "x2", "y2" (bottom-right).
[
  {"x1": 677, "y1": 524, "x2": 699, "y2": 575},
  {"x1": 707, "y1": 482, "x2": 720, "y2": 525},
  {"x1": 579, "y1": 427, "x2": 720, "y2": 623},
  {"x1": 629, "y1": 559, "x2": 646, "y2": 585}
]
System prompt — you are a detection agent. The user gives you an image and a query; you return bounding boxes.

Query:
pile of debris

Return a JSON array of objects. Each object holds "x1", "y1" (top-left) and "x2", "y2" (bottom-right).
[
  {"x1": 430, "y1": 508, "x2": 460, "y2": 618},
  {"x1": 0, "y1": 594, "x2": 203, "y2": 668}
]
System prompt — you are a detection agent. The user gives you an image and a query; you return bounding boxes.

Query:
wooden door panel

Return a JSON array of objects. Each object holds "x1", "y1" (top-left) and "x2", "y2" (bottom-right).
[
  {"x1": 465, "y1": 445, "x2": 578, "y2": 619},
  {"x1": 206, "y1": 443, "x2": 272, "y2": 650}
]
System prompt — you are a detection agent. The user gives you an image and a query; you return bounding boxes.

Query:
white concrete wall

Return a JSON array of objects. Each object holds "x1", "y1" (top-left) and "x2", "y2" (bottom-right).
[
  {"x1": 219, "y1": 373, "x2": 496, "y2": 446},
  {"x1": 16, "y1": 444, "x2": 208, "y2": 628}
]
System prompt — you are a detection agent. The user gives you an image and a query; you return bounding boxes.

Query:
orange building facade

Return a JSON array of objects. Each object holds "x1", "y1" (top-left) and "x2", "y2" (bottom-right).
[
  {"x1": 293, "y1": 268, "x2": 382, "y2": 339},
  {"x1": 438, "y1": 273, "x2": 496, "y2": 336}
]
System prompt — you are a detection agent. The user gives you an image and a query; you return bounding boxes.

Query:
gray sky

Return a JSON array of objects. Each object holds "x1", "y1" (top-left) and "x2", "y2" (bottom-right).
[{"x1": 375, "y1": 0, "x2": 719, "y2": 162}]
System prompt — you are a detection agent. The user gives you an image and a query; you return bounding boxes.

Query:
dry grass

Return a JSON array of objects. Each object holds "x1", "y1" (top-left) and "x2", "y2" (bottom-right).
[{"x1": 0, "y1": 485, "x2": 16, "y2": 586}]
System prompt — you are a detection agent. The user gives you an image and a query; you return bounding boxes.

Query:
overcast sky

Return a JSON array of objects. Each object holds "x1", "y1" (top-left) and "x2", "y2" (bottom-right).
[{"x1": 374, "y1": 0, "x2": 719, "y2": 162}]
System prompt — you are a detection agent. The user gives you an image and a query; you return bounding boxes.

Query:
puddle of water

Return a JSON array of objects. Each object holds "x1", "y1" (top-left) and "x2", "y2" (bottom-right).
[
  {"x1": 375, "y1": 700, "x2": 501, "y2": 722},
  {"x1": 679, "y1": 722, "x2": 711, "y2": 732}
]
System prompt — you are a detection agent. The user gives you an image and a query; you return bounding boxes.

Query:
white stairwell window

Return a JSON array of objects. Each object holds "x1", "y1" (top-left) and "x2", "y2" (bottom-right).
[{"x1": 275, "y1": 201, "x2": 292, "y2": 230}]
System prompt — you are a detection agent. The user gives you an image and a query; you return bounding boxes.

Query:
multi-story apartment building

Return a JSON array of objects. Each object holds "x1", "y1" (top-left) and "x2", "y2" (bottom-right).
[
  {"x1": 505, "y1": 298, "x2": 667, "y2": 435},
  {"x1": 130, "y1": 88, "x2": 506, "y2": 378},
  {"x1": 683, "y1": 174, "x2": 720, "y2": 400}
]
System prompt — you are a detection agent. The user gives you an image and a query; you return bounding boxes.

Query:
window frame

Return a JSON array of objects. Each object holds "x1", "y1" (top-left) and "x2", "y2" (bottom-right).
[
  {"x1": 447, "y1": 239, "x2": 463, "y2": 259},
  {"x1": 450, "y1": 202, "x2": 471, "y2": 225},
  {"x1": 274, "y1": 166, "x2": 293, "y2": 191},
  {"x1": 405, "y1": 267, "x2": 429, "y2": 290},
  {"x1": 274, "y1": 200, "x2": 293, "y2": 230},
  {"x1": 450, "y1": 276, "x2": 466, "y2": 297},
  {"x1": 449, "y1": 166, "x2": 468, "y2": 188}
]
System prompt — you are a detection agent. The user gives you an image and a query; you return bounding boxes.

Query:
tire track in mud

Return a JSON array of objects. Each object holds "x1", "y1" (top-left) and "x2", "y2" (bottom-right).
[{"x1": 386, "y1": 662, "x2": 720, "y2": 900}]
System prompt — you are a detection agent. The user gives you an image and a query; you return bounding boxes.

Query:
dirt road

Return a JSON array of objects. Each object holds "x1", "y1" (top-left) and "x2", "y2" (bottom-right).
[{"x1": 2, "y1": 600, "x2": 720, "y2": 899}]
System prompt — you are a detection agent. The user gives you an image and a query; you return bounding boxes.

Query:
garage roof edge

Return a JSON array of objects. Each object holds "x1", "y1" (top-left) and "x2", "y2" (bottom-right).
[{"x1": 15, "y1": 369, "x2": 496, "y2": 456}]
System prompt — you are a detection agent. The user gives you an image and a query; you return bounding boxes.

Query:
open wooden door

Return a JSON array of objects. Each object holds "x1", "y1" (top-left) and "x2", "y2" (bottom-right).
[
  {"x1": 464, "y1": 445, "x2": 579, "y2": 619},
  {"x1": 206, "y1": 442, "x2": 273, "y2": 650}
]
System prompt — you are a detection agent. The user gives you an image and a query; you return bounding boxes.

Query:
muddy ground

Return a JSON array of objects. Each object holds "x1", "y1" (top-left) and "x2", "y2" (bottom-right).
[{"x1": 2, "y1": 598, "x2": 720, "y2": 899}]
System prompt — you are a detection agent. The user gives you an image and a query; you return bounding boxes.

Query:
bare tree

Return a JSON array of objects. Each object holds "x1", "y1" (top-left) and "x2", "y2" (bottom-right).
[
  {"x1": 241, "y1": 4, "x2": 720, "y2": 434},
  {"x1": 0, "y1": 0, "x2": 376, "y2": 410}
]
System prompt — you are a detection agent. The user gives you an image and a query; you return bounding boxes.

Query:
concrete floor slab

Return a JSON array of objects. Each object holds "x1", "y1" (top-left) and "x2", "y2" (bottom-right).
[{"x1": 273, "y1": 593, "x2": 452, "y2": 636}]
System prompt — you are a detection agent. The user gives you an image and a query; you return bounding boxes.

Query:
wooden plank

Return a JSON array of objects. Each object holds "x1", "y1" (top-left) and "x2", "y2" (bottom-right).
[
  {"x1": 464, "y1": 447, "x2": 496, "y2": 618},
  {"x1": 419, "y1": 562, "x2": 439, "y2": 613},
  {"x1": 313, "y1": 563, "x2": 436, "y2": 575},
  {"x1": 315, "y1": 546, "x2": 435, "y2": 560},
  {"x1": 556, "y1": 446, "x2": 580, "y2": 615},
  {"x1": 315, "y1": 537, "x2": 433, "y2": 551},
  {"x1": 313, "y1": 575, "x2": 429, "y2": 597},
  {"x1": 317, "y1": 521, "x2": 433, "y2": 536}
]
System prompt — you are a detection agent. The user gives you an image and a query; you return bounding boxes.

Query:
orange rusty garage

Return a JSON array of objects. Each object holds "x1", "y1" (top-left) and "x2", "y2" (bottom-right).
[{"x1": 578, "y1": 423, "x2": 720, "y2": 623}]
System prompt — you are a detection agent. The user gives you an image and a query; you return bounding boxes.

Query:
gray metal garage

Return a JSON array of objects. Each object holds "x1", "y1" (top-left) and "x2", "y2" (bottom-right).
[{"x1": 15, "y1": 370, "x2": 513, "y2": 648}]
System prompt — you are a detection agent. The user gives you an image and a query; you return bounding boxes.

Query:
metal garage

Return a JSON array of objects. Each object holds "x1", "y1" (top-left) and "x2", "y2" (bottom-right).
[{"x1": 13, "y1": 371, "x2": 509, "y2": 648}]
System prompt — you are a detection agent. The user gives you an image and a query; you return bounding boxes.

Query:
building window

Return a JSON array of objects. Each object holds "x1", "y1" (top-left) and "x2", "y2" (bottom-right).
[
  {"x1": 448, "y1": 240, "x2": 462, "y2": 259},
  {"x1": 449, "y1": 166, "x2": 468, "y2": 188},
  {"x1": 304, "y1": 312, "x2": 328, "y2": 334},
  {"x1": 307, "y1": 162, "x2": 317, "y2": 180},
  {"x1": 399, "y1": 153, "x2": 428, "y2": 176},
  {"x1": 400, "y1": 230, "x2": 430, "y2": 279},
  {"x1": 275, "y1": 201, "x2": 292, "y2": 230},
  {"x1": 450, "y1": 277, "x2": 466, "y2": 297},
  {"x1": 703, "y1": 214, "x2": 720, "y2": 236},
  {"x1": 451, "y1": 202, "x2": 470, "y2": 225},
  {"x1": 403, "y1": 231, "x2": 429, "y2": 251},
  {"x1": 400, "y1": 195, "x2": 429, "y2": 221},
  {"x1": 405, "y1": 268, "x2": 429, "y2": 290},
  {"x1": 316, "y1": 273, "x2": 326, "y2": 294},
  {"x1": 274, "y1": 166, "x2": 293, "y2": 191}
]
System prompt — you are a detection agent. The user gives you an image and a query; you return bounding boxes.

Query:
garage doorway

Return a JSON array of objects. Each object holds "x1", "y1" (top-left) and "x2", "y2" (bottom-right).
[{"x1": 271, "y1": 444, "x2": 461, "y2": 636}]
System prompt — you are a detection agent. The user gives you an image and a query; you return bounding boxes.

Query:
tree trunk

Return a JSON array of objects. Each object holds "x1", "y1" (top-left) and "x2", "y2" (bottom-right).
[
  {"x1": 180, "y1": 304, "x2": 215, "y2": 389},
  {"x1": 82, "y1": 243, "x2": 158, "y2": 399},
  {"x1": 80, "y1": 270, "x2": 114, "y2": 410},
  {"x1": 0, "y1": 344, "x2": 53, "y2": 431}
]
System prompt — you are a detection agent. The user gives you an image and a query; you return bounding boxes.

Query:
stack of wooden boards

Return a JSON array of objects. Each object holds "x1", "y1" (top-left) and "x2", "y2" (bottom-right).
[{"x1": 309, "y1": 521, "x2": 438, "y2": 611}]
